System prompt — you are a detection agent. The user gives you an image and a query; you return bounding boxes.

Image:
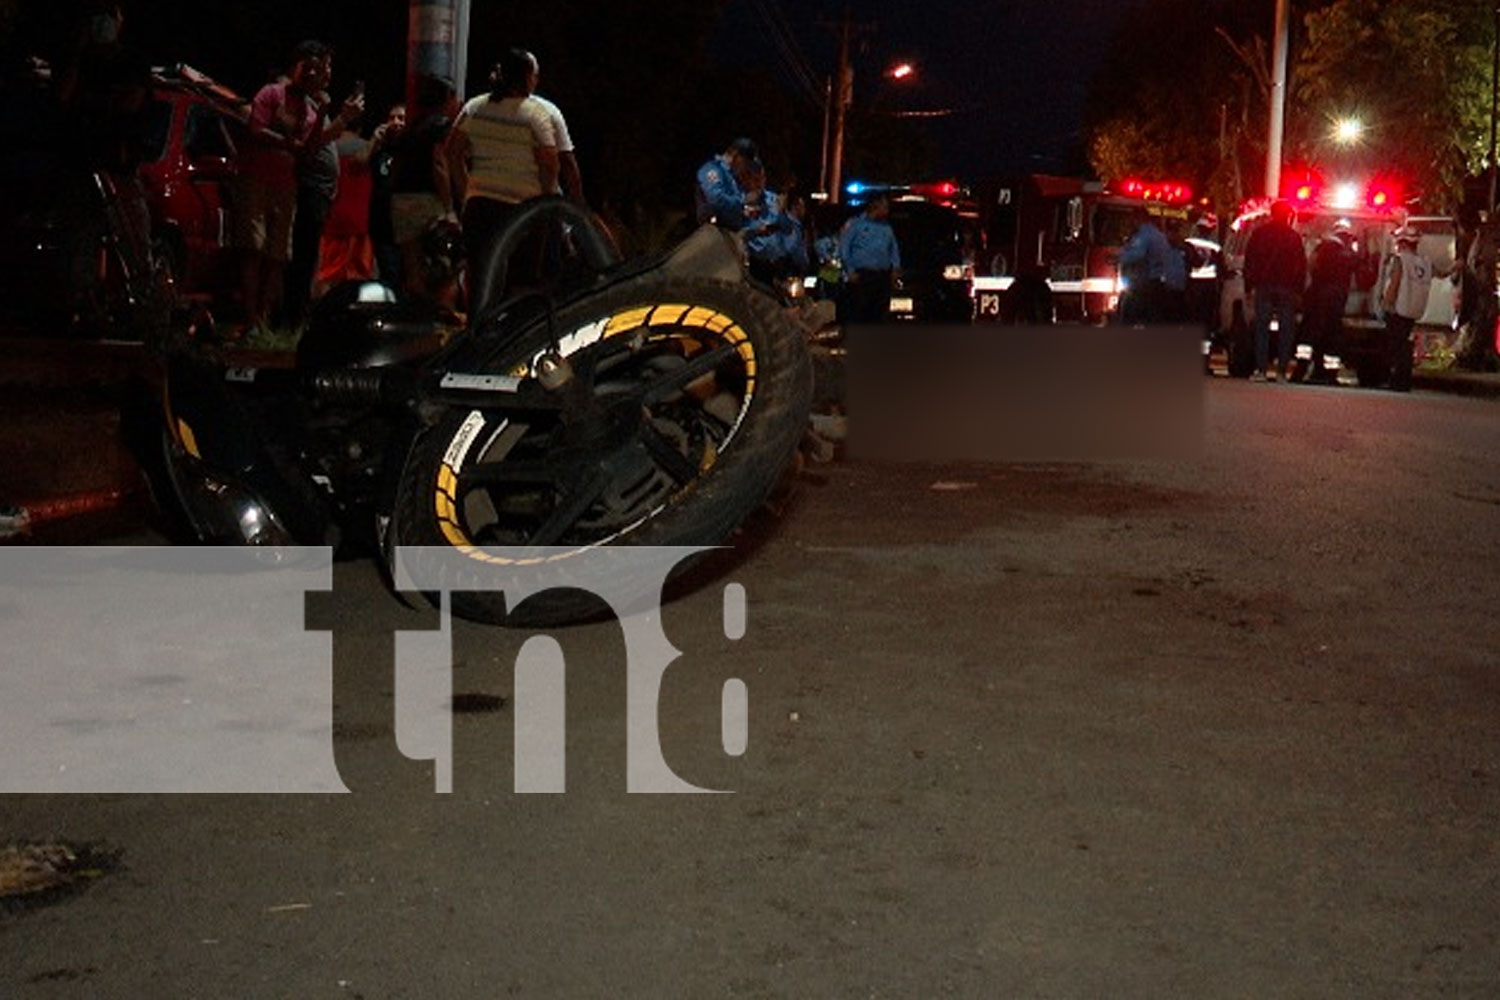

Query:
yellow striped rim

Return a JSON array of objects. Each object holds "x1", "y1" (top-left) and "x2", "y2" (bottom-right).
[{"x1": 435, "y1": 300, "x2": 759, "y2": 561}]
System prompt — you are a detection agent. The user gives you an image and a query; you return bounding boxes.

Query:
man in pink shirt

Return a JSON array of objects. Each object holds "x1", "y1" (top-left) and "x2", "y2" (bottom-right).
[{"x1": 233, "y1": 40, "x2": 362, "y2": 335}]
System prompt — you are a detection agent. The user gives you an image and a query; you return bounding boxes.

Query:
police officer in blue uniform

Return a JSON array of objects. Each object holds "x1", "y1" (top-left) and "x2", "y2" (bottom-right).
[
  {"x1": 740, "y1": 159, "x2": 797, "y2": 284},
  {"x1": 838, "y1": 192, "x2": 902, "y2": 323},
  {"x1": 695, "y1": 137, "x2": 758, "y2": 228}
]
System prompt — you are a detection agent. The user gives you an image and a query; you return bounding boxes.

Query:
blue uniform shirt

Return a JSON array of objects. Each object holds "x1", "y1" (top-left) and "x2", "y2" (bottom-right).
[
  {"x1": 695, "y1": 154, "x2": 747, "y2": 228},
  {"x1": 838, "y1": 212, "x2": 902, "y2": 274},
  {"x1": 742, "y1": 190, "x2": 787, "y2": 261},
  {"x1": 1118, "y1": 220, "x2": 1175, "y2": 284}
]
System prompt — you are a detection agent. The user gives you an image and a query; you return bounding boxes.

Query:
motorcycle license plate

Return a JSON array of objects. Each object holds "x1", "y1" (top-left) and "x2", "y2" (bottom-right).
[{"x1": 890, "y1": 296, "x2": 914, "y2": 314}]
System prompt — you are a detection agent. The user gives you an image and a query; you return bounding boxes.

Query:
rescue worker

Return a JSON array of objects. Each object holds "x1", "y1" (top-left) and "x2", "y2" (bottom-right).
[
  {"x1": 837, "y1": 192, "x2": 902, "y2": 324},
  {"x1": 695, "y1": 137, "x2": 758, "y2": 228},
  {"x1": 1304, "y1": 221, "x2": 1357, "y2": 382},
  {"x1": 1378, "y1": 225, "x2": 1435, "y2": 392},
  {"x1": 1117, "y1": 208, "x2": 1175, "y2": 324},
  {"x1": 1243, "y1": 199, "x2": 1307, "y2": 382}
]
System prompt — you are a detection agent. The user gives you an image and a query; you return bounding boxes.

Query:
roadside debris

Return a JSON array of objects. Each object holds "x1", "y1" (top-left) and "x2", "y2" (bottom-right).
[{"x1": 0, "y1": 842, "x2": 119, "y2": 903}]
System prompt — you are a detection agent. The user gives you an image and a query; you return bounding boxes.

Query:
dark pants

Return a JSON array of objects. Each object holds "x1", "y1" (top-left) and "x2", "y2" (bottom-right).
[
  {"x1": 280, "y1": 184, "x2": 332, "y2": 328},
  {"x1": 1122, "y1": 278, "x2": 1164, "y2": 325},
  {"x1": 463, "y1": 196, "x2": 562, "y2": 318},
  {"x1": 843, "y1": 269, "x2": 892, "y2": 324},
  {"x1": 1253, "y1": 285, "x2": 1299, "y2": 376},
  {"x1": 1385, "y1": 313, "x2": 1416, "y2": 392},
  {"x1": 373, "y1": 236, "x2": 402, "y2": 289},
  {"x1": 1305, "y1": 283, "x2": 1348, "y2": 378}
]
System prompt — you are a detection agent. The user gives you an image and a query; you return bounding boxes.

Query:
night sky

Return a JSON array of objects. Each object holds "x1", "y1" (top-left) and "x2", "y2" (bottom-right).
[
  {"x1": 13, "y1": 0, "x2": 1145, "y2": 181},
  {"x1": 715, "y1": 0, "x2": 1148, "y2": 177}
]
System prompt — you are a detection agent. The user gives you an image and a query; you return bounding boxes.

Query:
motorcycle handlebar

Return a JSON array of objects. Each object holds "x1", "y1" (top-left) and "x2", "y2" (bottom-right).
[{"x1": 468, "y1": 196, "x2": 621, "y2": 332}]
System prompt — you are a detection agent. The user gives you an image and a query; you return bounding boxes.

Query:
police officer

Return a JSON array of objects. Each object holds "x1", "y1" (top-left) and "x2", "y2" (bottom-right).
[
  {"x1": 695, "y1": 137, "x2": 758, "y2": 228},
  {"x1": 838, "y1": 192, "x2": 902, "y2": 323},
  {"x1": 740, "y1": 160, "x2": 790, "y2": 284}
]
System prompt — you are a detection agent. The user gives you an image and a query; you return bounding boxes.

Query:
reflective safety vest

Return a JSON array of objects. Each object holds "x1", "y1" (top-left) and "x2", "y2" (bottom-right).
[{"x1": 1382, "y1": 250, "x2": 1433, "y2": 321}]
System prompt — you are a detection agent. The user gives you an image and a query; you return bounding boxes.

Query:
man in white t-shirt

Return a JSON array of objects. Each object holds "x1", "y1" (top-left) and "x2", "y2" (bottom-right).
[{"x1": 444, "y1": 48, "x2": 578, "y2": 308}]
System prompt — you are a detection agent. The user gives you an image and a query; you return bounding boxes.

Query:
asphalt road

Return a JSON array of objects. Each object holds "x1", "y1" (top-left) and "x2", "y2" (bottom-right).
[{"x1": 3, "y1": 378, "x2": 1500, "y2": 998}]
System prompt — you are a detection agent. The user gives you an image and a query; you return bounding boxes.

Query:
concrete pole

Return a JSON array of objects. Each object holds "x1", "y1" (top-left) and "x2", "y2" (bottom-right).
[
  {"x1": 819, "y1": 77, "x2": 832, "y2": 196},
  {"x1": 829, "y1": 9, "x2": 853, "y2": 205},
  {"x1": 407, "y1": 0, "x2": 470, "y2": 108},
  {"x1": 1265, "y1": 0, "x2": 1290, "y2": 199}
]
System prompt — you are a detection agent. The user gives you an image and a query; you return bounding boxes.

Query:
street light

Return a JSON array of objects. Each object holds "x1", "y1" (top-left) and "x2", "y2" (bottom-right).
[
  {"x1": 1333, "y1": 117, "x2": 1364, "y2": 144},
  {"x1": 824, "y1": 59, "x2": 918, "y2": 203}
]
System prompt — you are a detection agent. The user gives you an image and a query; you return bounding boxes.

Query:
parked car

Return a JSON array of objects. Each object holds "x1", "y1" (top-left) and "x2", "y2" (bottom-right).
[
  {"x1": 137, "y1": 65, "x2": 249, "y2": 305},
  {"x1": 812, "y1": 190, "x2": 977, "y2": 323},
  {"x1": 0, "y1": 63, "x2": 246, "y2": 339}
]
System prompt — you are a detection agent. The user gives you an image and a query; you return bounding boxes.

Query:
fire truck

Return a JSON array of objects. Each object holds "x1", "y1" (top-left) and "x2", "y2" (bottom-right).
[
  {"x1": 1215, "y1": 170, "x2": 1460, "y2": 384},
  {"x1": 968, "y1": 175, "x2": 1203, "y2": 325}
]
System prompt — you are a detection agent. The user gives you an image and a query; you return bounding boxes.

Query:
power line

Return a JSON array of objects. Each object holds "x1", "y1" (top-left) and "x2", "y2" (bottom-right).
[{"x1": 744, "y1": 0, "x2": 826, "y2": 110}]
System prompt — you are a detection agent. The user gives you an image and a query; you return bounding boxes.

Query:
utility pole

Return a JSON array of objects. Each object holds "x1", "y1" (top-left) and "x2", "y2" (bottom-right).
[
  {"x1": 819, "y1": 76, "x2": 833, "y2": 196},
  {"x1": 407, "y1": 0, "x2": 470, "y2": 109},
  {"x1": 828, "y1": 8, "x2": 854, "y2": 205},
  {"x1": 1265, "y1": 0, "x2": 1290, "y2": 199}
]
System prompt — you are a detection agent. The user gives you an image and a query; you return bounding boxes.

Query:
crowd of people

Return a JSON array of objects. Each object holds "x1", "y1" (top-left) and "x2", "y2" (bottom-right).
[
  {"x1": 1240, "y1": 199, "x2": 1447, "y2": 389},
  {"x1": 694, "y1": 136, "x2": 903, "y2": 323},
  {"x1": 222, "y1": 37, "x2": 893, "y2": 337},
  {"x1": 6, "y1": 0, "x2": 909, "y2": 340}
]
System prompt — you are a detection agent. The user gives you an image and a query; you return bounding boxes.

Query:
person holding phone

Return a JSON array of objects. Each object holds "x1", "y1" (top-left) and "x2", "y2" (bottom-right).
[{"x1": 233, "y1": 40, "x2": 361, "y2": 338}]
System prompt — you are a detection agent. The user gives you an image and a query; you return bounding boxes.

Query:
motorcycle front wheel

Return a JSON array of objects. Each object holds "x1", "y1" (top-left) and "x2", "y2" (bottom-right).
[{"x1": 391, "y1": 273, "x2": 812, "y2": 624}]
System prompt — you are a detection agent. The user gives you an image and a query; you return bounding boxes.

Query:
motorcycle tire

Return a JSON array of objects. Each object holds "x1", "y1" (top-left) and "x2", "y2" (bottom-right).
[{"x1": 392, "y1": 273, "x2": 813, "y2": 625}]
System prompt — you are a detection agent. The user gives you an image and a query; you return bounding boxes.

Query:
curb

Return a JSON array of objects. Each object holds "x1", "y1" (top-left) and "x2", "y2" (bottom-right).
[{"x1": 1410, "y1": 372, "x2": 1500, "y2": 399}]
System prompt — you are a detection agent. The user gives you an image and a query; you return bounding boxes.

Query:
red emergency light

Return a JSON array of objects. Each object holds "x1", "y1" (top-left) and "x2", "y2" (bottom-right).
[
  {"x1": 1282, "y1": 166, "x2": 1402, "y2": 214},
  {"x1": 1364, "y1": 174, "x2": 1403, "y2": 212},
  {"x1": 1115, "y1": 178, "x2": 1192, "y2": 204},
  {"x1": 1282, "y1": 166, "x2": 1323, "y2": 208},
  {"x1": 910, "y1": 180, "x2": 961, "y2": 201}
]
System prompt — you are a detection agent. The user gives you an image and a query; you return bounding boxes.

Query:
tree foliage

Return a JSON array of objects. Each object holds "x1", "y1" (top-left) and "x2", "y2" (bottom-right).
[
  {"x1": 1086, "y1": 0, "x2": 1496, "y2": 217},
  {"x1": 1084, "y1": 0, "x2": 1268, "y2": 216},
  {"x1": 1292, "y1": 0, "x2": 1491, "y2": 211}
]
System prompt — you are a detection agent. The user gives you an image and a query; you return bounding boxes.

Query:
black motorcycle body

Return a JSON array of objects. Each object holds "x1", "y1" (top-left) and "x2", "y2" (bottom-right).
[{"x1": 152, "y1": 199, "x2": 814, "y2": 623}]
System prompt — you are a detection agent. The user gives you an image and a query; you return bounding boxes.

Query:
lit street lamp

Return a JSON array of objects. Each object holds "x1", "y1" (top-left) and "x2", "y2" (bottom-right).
[
  {"x1": 823, "y1": 57, "x2": 918, "y2": 203},
  {"x1": 1333, "y1": 117, "x2": 1364, "y2": 145}
]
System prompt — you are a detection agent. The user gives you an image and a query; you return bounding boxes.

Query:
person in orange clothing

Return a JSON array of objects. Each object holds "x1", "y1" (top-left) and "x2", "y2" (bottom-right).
[{"x1": 315, "y1": 121, "x2": 377, "y2": 293}]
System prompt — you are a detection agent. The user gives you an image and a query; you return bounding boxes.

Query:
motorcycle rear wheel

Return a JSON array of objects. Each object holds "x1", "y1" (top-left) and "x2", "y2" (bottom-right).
[{"x1": 392, "y1": 274, "x2": 812, "y2": 625}]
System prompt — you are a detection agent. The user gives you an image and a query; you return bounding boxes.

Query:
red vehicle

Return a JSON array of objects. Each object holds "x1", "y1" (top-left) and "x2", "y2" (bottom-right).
[
  {"x1": 969, "y1": 175, "x2": 1199, "y2": 324},
  {"x1": 137, "y1": 65, "x2": 248, "y2": 304}
]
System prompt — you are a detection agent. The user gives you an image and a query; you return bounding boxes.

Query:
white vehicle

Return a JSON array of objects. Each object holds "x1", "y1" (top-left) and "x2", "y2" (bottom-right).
[{"x1": 1216, "y1": 186, "x2": 1459, "y2": 384}]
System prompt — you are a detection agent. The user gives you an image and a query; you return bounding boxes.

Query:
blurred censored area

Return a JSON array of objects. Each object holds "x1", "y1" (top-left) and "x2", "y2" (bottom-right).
[{"x1": 845, "y1": 325, "x2": 1204, "y2": 462}]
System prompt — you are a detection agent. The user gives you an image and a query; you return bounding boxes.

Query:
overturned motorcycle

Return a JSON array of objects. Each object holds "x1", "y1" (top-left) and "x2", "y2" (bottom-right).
[{"x1": 149, "y1": 199, "x2": 813, "y2": 624}]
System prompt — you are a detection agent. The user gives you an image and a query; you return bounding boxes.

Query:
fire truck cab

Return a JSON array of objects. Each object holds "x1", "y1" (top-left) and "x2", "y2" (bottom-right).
[{"x1": 970, "y1": 175, "x2": 1200, "y2": 325}]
